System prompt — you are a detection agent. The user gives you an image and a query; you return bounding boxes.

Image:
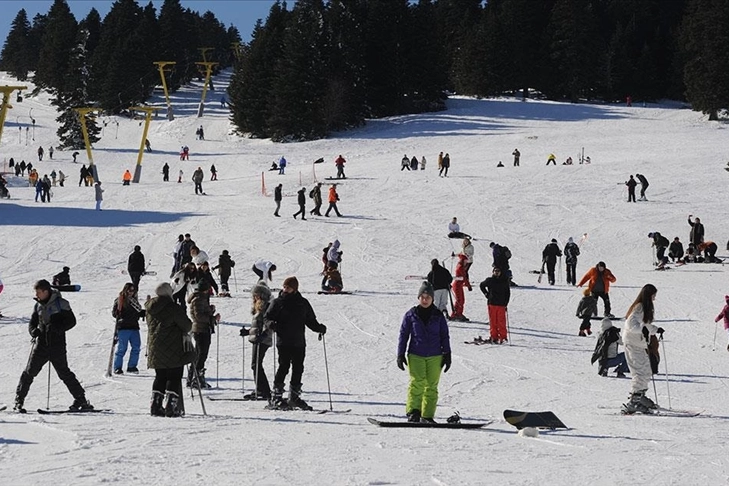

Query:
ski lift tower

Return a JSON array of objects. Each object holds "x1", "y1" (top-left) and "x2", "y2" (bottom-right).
[
  {"x1": 74, "y1": 108, "x2": 103, "y2": 182},
  {"x1": 153, "y1": 61, "x2": 176, "y2": 121},
  {"x1": 0, "y1": 85, "x2": 27, "y2": 150},
  {"x1": 195, "y1": 61, "x2": 218, "y2": 118},
  {"x1": 130, "y1": 106, "x2": 163, "y2": 183}
]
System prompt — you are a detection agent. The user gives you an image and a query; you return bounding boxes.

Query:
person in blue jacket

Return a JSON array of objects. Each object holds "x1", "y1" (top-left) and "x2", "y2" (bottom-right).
[{"x1": 397, "y1": 281, "x2": 452, "y2": 423}]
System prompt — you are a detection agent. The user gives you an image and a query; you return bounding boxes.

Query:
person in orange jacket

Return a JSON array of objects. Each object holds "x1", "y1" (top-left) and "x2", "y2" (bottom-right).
[
  {"x1": 577, "y1": 261, "x2": 617, "y2": 318},
  {"x1": 325, "y1": 184, "x2": 342, "y2": 217},
  {"x1": 122, "y1": 170, "x2": 132, "y2": 186},
  {"x1": 450, "y1": 254, "x2": 469, "y2": 322}
]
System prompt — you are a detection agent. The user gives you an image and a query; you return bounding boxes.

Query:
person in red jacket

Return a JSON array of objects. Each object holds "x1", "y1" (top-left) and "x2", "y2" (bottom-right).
[
  {"x1": 334, "y1": 155, "x2": 346, "y2": 179},
  {"x1": 450, "y1": 254, "x2": 469, "y2": 322},
  {"x1": 577, "y1": 261, "x2": 617, "y2": 318},
  {"x1": 325, "y1": 184, "x2": 342, "y2": 217}
]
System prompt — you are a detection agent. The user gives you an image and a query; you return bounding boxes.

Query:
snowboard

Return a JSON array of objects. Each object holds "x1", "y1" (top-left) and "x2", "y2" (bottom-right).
[
  {"x1": 317, "y1": 291, "x2": 352, "y2": 295},
  {"x1": 590, "y1": 316, "x2": 623, "y2": 321},
  {"x1": 367, "y1": 417, "x2": 490, "y2": 429},
  {"x1": 503, "y1": 410, "x2": 567, "y2": 430},
  {"x1": 37, "y1": 408, "x2": 111, "y2": 415},
  {"x1": 620, "y1": 406, "x2": 701, "y2": 417},
  {"x1": 52, "y1": 284, "x2": 81, "y2": 292}
]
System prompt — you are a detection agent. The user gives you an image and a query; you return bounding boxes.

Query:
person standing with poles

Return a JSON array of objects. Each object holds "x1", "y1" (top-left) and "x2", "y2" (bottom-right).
[
  {"x1": 541, "y1": 238, "x2": 562, "y2": 286},
  {"x1": 240, "y1": 282, "x2": 274, "y2": 400},
  {"x1": 479, "y1": 266, "x2": 511, "y2": 344},
  {"x1": 14, "y1": 279, "x2": 93, "y2": 413},
  {"x1": 563, "y1": 237, "x2": 581, "y2": 285}
]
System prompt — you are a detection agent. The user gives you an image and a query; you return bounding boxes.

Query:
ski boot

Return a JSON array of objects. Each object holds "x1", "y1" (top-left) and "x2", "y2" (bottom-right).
[
  {"x1": 621, "y1": 391, "x2": 654, "y2": 414},
  {"x1": 420, "y1": 417, "x2": 437, "y2": 424},
  {"x1": 150, "y1": 391, "x2": 165, "y2": 417},
  {"x1": 13, "y1": 396, "x2": 26, "y2": 414},
  {"x1": 266, "y1": 384, "x2": 292, "y2": 410},
  {"x1": 288, "y1": 385, "x2": 313, "y2": 411},
  {"x1": 407, "y1": 409, "x2": 421, "y2": 423},
  {"x1": 127, "y1": 367, "x2": 139, "y2": 374},
  {"x1": 69, "y1": 397, "x2": 94, "y2": 412},
  {"x1": 163, "y1": 390, "x2": 181, "y2": 417}
]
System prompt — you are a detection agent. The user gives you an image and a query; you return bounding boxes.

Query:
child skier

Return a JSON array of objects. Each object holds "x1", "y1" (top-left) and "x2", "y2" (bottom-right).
[{"x1": 576, "y1": 288, "x2": 598, "y2": 336}]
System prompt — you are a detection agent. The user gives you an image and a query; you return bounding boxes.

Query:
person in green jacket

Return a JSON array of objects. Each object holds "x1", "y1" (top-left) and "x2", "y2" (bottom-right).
[{"x1": 145, "y1": 282, "x2": 193, "y2": 417}]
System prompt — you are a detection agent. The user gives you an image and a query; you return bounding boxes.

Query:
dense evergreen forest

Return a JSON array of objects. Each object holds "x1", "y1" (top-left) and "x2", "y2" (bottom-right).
[{"x1": 2, "y1": 0, "x2": 728, "y2": 144}]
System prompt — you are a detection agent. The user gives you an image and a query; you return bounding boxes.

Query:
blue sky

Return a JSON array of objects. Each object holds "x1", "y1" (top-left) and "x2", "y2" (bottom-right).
[{"x1": 0, "y1": 0, "x2": 280, "y2": 44}]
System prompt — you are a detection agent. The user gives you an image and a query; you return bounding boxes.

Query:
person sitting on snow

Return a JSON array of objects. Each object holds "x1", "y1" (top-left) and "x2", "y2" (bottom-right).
[
  {"x1": 321, "y1": 262, "x2": 343, "y2": 293},
  {"x1": 592, "y1": 318, "x2": 629, "y2": 378}
]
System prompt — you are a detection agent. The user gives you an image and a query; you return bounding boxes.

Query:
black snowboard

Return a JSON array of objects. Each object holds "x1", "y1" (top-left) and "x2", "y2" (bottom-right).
[
  {"x1": 589, "y1": 316, "x2": 624, "y2": 321},
  {"x1": 317, "y1": 291, "x2": 353, "y2": 295},
  {"x1": 52, "y1": 284, "x2": 81, "y2": 292},
  {"x1": 503, "y1": 410, "x2": 567, "y2": 430},
  {"x1": 367, "y1": 417, "x2": 490, "y2": 429}
]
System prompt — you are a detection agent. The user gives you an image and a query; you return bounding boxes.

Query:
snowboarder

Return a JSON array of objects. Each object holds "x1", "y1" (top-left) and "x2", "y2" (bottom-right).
[
  {"x1": 578, "y1": 262, "x2": 617, "y2": 318},
  {"x1": 564, "y1": 236, "x2": 581, "y2": 285},
  {"x1": 212, "y1": 250, "x2": 235, "y2": 295},
  {"x1": 210, "y1": 164, "x2": 217, "y2": 181},
  {"x1": 636, "y1": 173, "x2": 649, "y2": 200},
  {"x1": 546, "y1": 153, "x2": 556, "y2": 165},
  {"x1": 274, "y1": 183, "x2": 282, "y2": 217},
  {"x1": 122, "y1": 170, "x2": 132, "y2": 185},
  {"x1": 186, "y1": 278, "x2": 218, "y2": 389},
  {"x1": 278, "y1": 156, "x2": 287, "y2": 175},
  {"x1": 145, "y1": 282, "x2": 193, "y2": 417},
  {"x1": 192, "y1": 167, "x2": 204, "y2": 195},
  {"x1": 576, "y1": 288, "x2": 598, "y2": 336},
  {"x1": 13, "y1": 280, "x2": 93, "y2": 413},
  {"x1": 479, "y1": 266, "x2": 511, "y2": 344},
  {"x1": 542, "y1": 238, "x2": 562, "y2": 285},
  {"x1": 293, "y1": 187, "x2": 307, "y2": 220},
  {"x1": 401, "y1": 154, "x2": 410, "y2": 171},
  {"x1": 625, "y1": 175, "x2": 637, "y2": 202},
  {"x1": 440, "y1": 153, "x2": 450, "y2": 177},
  {"x1": 397, "y1": 281, "x2": 451, "y2": 423},
  {"x1": 714, "y1": 295, "x2": 729, "y2": 352},
  {"x1": 162, "y1": 163, "x2": 169, "y2": 182},
  {"x1": 648, "y1": 232, "x2": 670, "y2": 267},
  {"x1": 52, "y1": 266, "x2": 71, "y2": 287},
  {"x1": 450, "y1": 254, "x2": 469, "y2": 321},
  {"x1": 335, "y1": 154, "x2": 346, "y2": 179},
  {"x1": 252, "y1": 260, "x2": 277, "y2": 286},
  {"x1": 264, "y1": 276, "x2": 327, "y2": 410},
  {"x1": 688, "y1": 215, "x2": 704, "y2": 247},
  {"x1": 592, "y1": 318, "x2": 629, "y2": 377},
  {"x1": 325, "y1": 184, "x2": 342, "y2": 217},
  {"x1": 94, "y1": 181, "x2": 104, "y2": 211},
  {"x1": 512, "y1": 148, "x2": 520, "y2": 167},
  {"x1": 309, "y1": 182, "x2": 323, "y2": 216},
  {"x1": 447, "y1": 217, "x2": 471, "y2": 239},
  {"x1": 622, "y1": 284, "x2": 662, "y2": 414},
  {"x1": 127, "y1": 245, "x2": 146, "y2": 290},
  {"x1": 668, "y1": 237, "x2": 684, "y2": 263},
  {"x1": 427, "y1": 259, "x2": 453, "y2": 316},
  {"x1": 112, "y1": 282, "x2": 145, "y2": 375},
  {"x1": 240, "y1": 281, "x2": 273, "y2": 400}
]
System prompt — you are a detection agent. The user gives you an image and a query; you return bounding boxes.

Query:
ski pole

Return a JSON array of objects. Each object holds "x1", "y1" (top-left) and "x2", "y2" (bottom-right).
[
  {"x1": 254, "y1": 343, "x2": 260, "y2": 400},
  {"x1": 233, "y1": 266, "x2": 238, "y2": 293},
  {"x1": 712, "y1": 321, "x2": 718, "y2": 351},
  {"x1": 191, "y1": 361, "x2": 208, "y2": 416},
  {"x1": 216, "y1": 321, "x2": 220, "y2": 389},
  {"x1": 505, "y1": 309, "x2": 512, "y2": 345},
  {"x1": 320, "y1": 333, "x2": 333, "y2": 411},
  {"x1": 558, "y1": 256, "x2": 562, "y2": 284},
  {"x1": 651, "y1": 372, "x2": 659, "y2": 408},
  {"x1": 46, "y1": 360, "x2": 51, "y2": 410},
  {"x1": 660, "y1": 333, "x2": 671, "y2": 409},
  {"x1": 241, "y1": 332, "x2": 245, "y2": 393}
]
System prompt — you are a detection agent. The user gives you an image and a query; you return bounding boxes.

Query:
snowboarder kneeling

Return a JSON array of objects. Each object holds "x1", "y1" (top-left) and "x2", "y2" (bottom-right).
[
  {"x1": 397, "y1": 281, "x2": 451, "y2": 423},
  {"x1": 591, "y1": 318, "x2": 629, "y2": 377},
  {"x1": 321, "y1": 261, "x2": 343, "y2": 293},
  {"x1": 576, "y1": 288, "x2": 597, "y2": 336}
]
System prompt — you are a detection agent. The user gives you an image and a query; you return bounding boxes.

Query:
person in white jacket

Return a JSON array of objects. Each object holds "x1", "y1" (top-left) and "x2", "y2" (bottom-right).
[
  {"x1": 252, "y1": 260, "x2": 277, "y2": 285},
  {"x1": 622, "y1": 284, "x2": 663, "y2": 414}
]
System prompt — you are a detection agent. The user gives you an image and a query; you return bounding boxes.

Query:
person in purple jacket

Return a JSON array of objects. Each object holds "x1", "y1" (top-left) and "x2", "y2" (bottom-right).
[{"x1": 397, "y1": 281, "x2": 452, "y2": 424}]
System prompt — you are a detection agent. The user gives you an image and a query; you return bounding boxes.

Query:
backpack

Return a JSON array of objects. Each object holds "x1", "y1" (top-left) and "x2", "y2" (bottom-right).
[
  {"x1": 309, "y1": 188, "x2": 315, "y2": 199},
  {"x1": 502, "y1": 246, "x2": 512, "y2": 260}
]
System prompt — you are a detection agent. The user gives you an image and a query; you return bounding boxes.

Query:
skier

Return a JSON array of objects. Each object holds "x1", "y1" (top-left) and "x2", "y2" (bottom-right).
[
  {"x1": 186, "y1": 279, "x2": 218, "y2": 389},
  {"x1": 240, "y1": 281, "x2": 273, "y2": 400},
  {"x1": 460, "y1": 237, "x2": 474, "y2": 291},
  {"x1": 648, "y1": 232, "x2": 669, "y2": 267},
  {"x1": 112, "y1": 282, "x2": 145, "y2": 375},
  {"x1": 278, "y1": 156, "x2": 287, "y2": 175},
  {"x1": 179, "y1": 233, "x2": 196, "y2": 267},
  {"x1": 127, "y1": 245, "x2": 146, "y2": 291},
  {"x1": 14, "y1": 280, "x2": 93, "y2": 413},
  {"x1": 625, "y1": 175, "x2": 637, "y2": 202},
  {"x1": 687, "y1": 215, "x2": 704, "y2": 247},
  {"x1": 325, "y1": 184, "x2": 342, "y2": 217},
  {"x1": 427, "y1": 259, "x2": 453, "y2": 316},
  {"x1": 321, "y1": 261, "x2": 343, "y2": 293},
  {"x1": 52, "y1": 266, "x2": 71, "y2": 287},
  {"x1": 576, "y1": 288, "x2": 598, "y2": 336},
  {"x1": 401, "y1": 154, "x2": 411, "y2": 171},
  {"x1": 19, "y1": 160, "x2": 26, "y2": 175},
  {"x1": 309, "y1": 182, "x2": 323, "y2": 216},
  {"x1": 335, "y1": 154, "x2": 346, "y2": 179},
  {"x1": 564, "y1": 236, "x2": 581, "y2": 285},
  {"x1": 636, "y1": 173, "x2": 649, "y2": 201},
  {"x1": 197, "y1": 125, "x2": 205, "y2": 140},
  {"x1": 145, "y1": 282, "x2": 193, "y2": 417},
  {"x1": 542, "y1": 238, "x2": 562, "y2": 285},
  {"x1": 72, "y1": 152, "x2": 79, "y2": 163},
  {"x1": 621, "y1": 284, "x2": 662, "y2": 414},
  {"x1": 397, "y1": 281, "x2": 451, "y2": 423},
  {"x1": 210, "y1": 164, "x2": 217, "y2": 181},
  {"x1": 592, "y1": 318, "x2": 629, "y2": 377},
  {"x1": 264, "y1": 276, "x2": 327, "y2": 410},
  {"x1": 293, "y1": 187, "x2": 307, "y2": 220},
  {"x1": 449, "y1": 254, "x2": 469, "y2": 321},
  {"x1": 192, "y1": 167, "x2": 204, "y2": 195},
  {"x1": 162, "y1": 163, "x2": 169, "y2": 182},
  {"x1": 34, "y1": 177, "x2": 43, "y2": 203},
  {"x1": 578, "y1": 262, "x2": 617, "y2": 318},
  {"x1": 546, "y1": 153, "x2": 556, "y2": 165},
  {"x1": 713, "y1": 295, "x2": 729, "y2": 352},
  {"x1": 479, "y1": 266, "x2": 511, "y2": 344},
  {"x1": 668, "y1": 237, "x2": 684, "y2": 263},
  {"x1": 252, "y1": 259, "x2": 277, "y2": 286},
  {"x1": 41, "y1": 175, "x2": 51, "y2": 202},
  {"x1": 122, "y1": 170, "x2": 132, "y2": 185},
  {"x1": 440, "y1": 153, "x2": 450, "y2": 177},
  {"x1": 512, "y1": 148, "x2": 520, "y2": 167},
  {"x1": 274, "y1": 183, "x2": 282, "y2": 217},
  {"x1": 94, "y1": 181, "x2": 104, "y2": 211},
  {"x1": 212, "y1": 250, "x2": 235, "y2": 296},
  {"x1": 447, "y1": 217, "x2": 471, "y2": 239}
]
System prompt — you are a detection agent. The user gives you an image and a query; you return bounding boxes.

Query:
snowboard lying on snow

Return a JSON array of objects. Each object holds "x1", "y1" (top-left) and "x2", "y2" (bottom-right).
[
  {"x1": 52, "y1": 284, "x2": 81, "y2": 292},
  {"x1": 503, "y1": 410, "x2": 568, "y2": 430}
]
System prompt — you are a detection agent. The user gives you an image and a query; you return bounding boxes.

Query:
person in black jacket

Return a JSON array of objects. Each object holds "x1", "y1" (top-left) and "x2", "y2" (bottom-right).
[
  {"x1": 688, "y1": 215, "x2": 704, "y2": 247},
  {"x1": 542, "y1": 238, "x2": 562, "y2": 285},
  {"x1": 264, "y1": 276, "x2": 327, "y2": 410},
  {"x1": 179, "y1": 234, "x2": 196, "y2": 267},
  {"x1": 563, "y1": 237, "x2": 581, "y2": 285},
  {"x1": 625, "y1": 175, "x2": 637, "y2": 202},
  {"x1": 112, "y1": 282, "x2": 146, "y2": 374},
  {"x1": 648, "y1": 232, "x2": 670, "y2": 267},
  {"x1": 127, "y1": 245, "x2": 146, "y2": 291},
  {"x1": 274, "y1": 183, "x2": 283, "y2": 217},
  {"x1": 213, "y1": 250, "x2": 235, "y2": 295},
  {"x1": 52, "y1": 266, "x2": 71, "y2": 287},
  {"x1": 479, "y1": 267, "x2": 511, "y2": 344},
  {"x1": 427, "y1": 259, "x2": 453, "y2": 316},
  {"x1": 196, "y1": 260, "x2": 219, "y2": 295},
  {"x1": 14, "y1": 280, "x2": 92, "y2": 413},
  {"x1": 293, "y1": 187, "x2": 307, "y2": 220},
  {"x1": 635, "y1": 173, "x2": 649, "y2": 201},
  {"x1": 668, "y1": 237, "x2": 684, "y2": 263}
]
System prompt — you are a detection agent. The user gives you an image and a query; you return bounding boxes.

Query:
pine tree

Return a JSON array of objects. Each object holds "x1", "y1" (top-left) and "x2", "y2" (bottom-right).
[
  {"x1": 0, "y1": 9, "x2": 32, "y2": 81},
  {"x1": 34, "y1": 0, "x2": 78, "y2": 92},
  {"x1": 53, "y1": 28, "x2": 100, "y2": 149},
  {"x1": 27, "y1": 14, "x2": 48, "y2": 71},
  {"x1": 79, "y1": 8, "x2": 102, "y2": 60}
]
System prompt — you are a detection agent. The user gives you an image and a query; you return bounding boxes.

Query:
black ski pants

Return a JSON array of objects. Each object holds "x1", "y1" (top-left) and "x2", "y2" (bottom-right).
[
  {"x1": 566, "y1": 261, "x2": 577, "y2": 285},
  {"x1": 129, "y1": 271, "x2": 142, "y2": 290},
  {"x1": 191, "y1": 331, "x2": 211, "y2": 378},
  {"x1": 546, "y1": 260, "x2": 557, "y2": 285},
  {"x1": 251, "y1": 343, "x2": 271, "y2": 397},
  {"x1": 153, "y1": 366, "x2": 184, "y2": 396},
  {"x1": 294, "y1": 203, "x2": 306, "y2": 219},
  {"x1": 627, "y1": 188, "x2": 636, "y2": 202},
  {"x1": 325, "y1": 202, "x2": 341, "y2": 217},
  {"x1": 310, "y1": 200, "x2": 322, "y2": 216},
  {"x1": 591, "y1": 291, "x2": 612, "y2": 316},
  {"x1": 16, "y1": 334, "x2": 85, "y2": 402},
  {"x1": 273, "y1": 345, "x2": 305, "y2": 391}
]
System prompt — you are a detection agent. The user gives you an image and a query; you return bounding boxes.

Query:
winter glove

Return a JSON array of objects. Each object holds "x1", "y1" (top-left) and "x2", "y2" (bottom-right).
[
  {"x1": 397, "y1": 355, "x2": 407, "y2": 371},
  {"x1": 656, "y1": 327, "x2": 665, "y2": 336},
  {"x1": 642, "y1": 326, "x2": 650, "y2": 342},
  {"x1": 239, "y1": 327, "x2": 250, "y2": 337},
  {"x1": 442, "y1": 353, "x2": 452, "y2": 373},
  {"x1": 319, "y1": 324, "x2": 327, "y2": 335},
  {"x1": 30, "y1": 327, "x2": 42, "y2": 338}
]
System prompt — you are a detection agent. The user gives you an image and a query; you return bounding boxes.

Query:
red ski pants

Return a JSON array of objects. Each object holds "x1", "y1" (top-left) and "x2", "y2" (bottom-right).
[
  {"x1": 488, "y1": 304, "x2": 507, "y2": 341},
  {"x1": 451, "y1": 281, "x2": 465, "y2": 317}
]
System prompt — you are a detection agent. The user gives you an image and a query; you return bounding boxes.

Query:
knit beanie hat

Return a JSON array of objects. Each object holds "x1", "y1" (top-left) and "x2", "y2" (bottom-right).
[
  {"x1": 418, "y1": 281, "x2": 435, "y2": 298},
  {"x1": 34, "y1": 279, "x2": 52, "y2": 291},
  {"x1": 283, "y1": 276, "x2": 299, "y2": 292},
  {"x1": 601, "y1": 317, "x2": 613, "y2": 332},
  {"x1": 568, "y1": 237, "x2": 574, "y2": 244},
  {"x1": 251, "y1": 281, "x2": 272, "y2": 301},
  {"x1": 155, "y1": 282, "x2": 173, "y2": 297}
]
